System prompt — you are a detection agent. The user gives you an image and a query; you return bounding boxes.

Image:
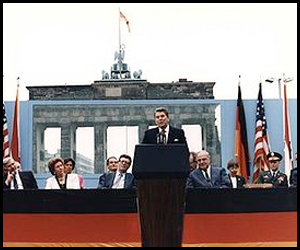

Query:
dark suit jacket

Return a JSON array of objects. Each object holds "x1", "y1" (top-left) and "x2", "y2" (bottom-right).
[
  {"x1": 142, "y1": 126, "x2": 187, "y2": 145},
  {"x1": 97, "y1": 172, "x2": 136, "y2": 189},
  {"x1": 3, "y1": 171, "x2": 38, "y2": 189},
  {"x1": 257, "y1": 170, "x2": 288, "y2": 187},
  {"x1": 289, "y1": 167, "x2": 297, "y2": 187},
  {"x1": 186, "y1": 167, "x2": 231, "y2": 188},
  {"x1": 228, "y1": 174, "x2": 246, "y2": 188}
]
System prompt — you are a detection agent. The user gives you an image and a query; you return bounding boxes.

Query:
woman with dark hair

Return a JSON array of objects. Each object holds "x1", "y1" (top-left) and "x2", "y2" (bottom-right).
[
  {"x1": 227, "y1": 159, "x2": 246, "y2": 188},
  {"x1": 64, "y1": 158, "x2": 85, "y2": 189},
  {"x1": 45, "y1": 157, "x2": 81, "y2": 189}
]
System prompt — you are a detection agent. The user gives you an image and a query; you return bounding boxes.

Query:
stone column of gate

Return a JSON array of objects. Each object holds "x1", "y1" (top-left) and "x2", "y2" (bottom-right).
[
  {"x1": 94, "y1": 124, "x2": 107, "y2": 174},
  {"x1": 203, "y1": 121, "x2": 221, "y2": 167},
  {"x1": 34, "y1": 125, "x2": 46, "y2": 173},
  {"x1": 138, "y1": 123, "x2": 149, "y2": 143},
  {"x1": 61, "y1": 123, "x2": 75, "y2": 160}
]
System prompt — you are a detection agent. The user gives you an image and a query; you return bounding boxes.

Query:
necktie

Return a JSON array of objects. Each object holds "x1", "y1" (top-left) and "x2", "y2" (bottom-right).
[
  {"x1": 113, "y1": 173, "x2": 123, "y2": 189},
  {"x1": 161, "y1": 129, "x2": 167, "y2": 144},
  {"x1": 203, "y1": 169, "x2": 210, "y2": 181},
  {"x1": 13, "y1": 179, "x2": 19, "y2": 190}
]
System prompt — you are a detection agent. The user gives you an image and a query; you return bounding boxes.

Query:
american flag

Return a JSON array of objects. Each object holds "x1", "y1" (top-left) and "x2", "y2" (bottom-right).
[
  {"x1": 3, "y1": 103, "x2": 10, "y2": 158},
  {"x1": 253, "y1": 83, "x2": 270, "y2": 183}
]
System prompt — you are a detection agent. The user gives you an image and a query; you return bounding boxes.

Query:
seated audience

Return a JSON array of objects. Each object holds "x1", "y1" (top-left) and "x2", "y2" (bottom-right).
[
  {"x1": 227, "y1": 159, "x2": 246, "y2": 188},
  {"x1": 290, "y1": 152, "x2": 297, "y2": 188},
  {"x1": 186, "y1": 150, "x2": 231, "y2": 188},
  {"x1": 64, "y1": 157, "x2": 85, "y2": 189},
  {"x1": 3, "y1": 157, "x2": 38, "y2": 189},
  {"x1": 45, "y1": 157, "x2": 81, "y2": 189},
  {"x1": 257, "y1": 151, "x2": 288, "y2": 187},
  {"x1": 97, "y1": 154, "x2": 136, "y2": 189}
]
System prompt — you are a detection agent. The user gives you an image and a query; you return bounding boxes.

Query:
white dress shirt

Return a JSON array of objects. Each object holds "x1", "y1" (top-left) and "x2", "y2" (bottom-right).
[
  {"x1": 230, "y1": 176, "x2": 237, "y2": 188},
  {"x1": 112, "y1": 171, "x2": 125, "y2": 189},
  {"x1": 10, "y1": 171, "x2": 24, "y2": 190}
]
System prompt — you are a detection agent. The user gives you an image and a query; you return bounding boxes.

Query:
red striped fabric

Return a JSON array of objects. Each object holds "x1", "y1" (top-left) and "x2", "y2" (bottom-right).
[
  {"x1": 3, "y1": 103, "x2": 10, "y2": 158},
  {"x1": 253, "y1": 83, "x2": 270, "y2": 183}
]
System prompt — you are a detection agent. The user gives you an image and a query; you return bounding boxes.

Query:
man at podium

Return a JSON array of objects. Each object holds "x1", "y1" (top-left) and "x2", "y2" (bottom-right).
[
  {"x1": 133, "y1": 107, "x2": 190, "y2": 247},
  {"x1": 142, "y1": 107, "x2": 188, "y2": 145}
]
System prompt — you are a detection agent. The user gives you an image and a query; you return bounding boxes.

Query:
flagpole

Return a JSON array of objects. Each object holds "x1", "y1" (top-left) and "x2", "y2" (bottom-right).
[
  {"x1": 282, "y1": 73, "x2": 293, "y2": 180},
  {"x1": 118, "y1": 8, "x2": 122, "y2": 79}
]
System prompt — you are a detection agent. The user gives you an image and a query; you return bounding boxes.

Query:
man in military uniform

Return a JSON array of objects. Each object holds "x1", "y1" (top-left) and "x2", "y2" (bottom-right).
[{"x1": 257, "y1": 151, "x2": 288, "y2": 187}]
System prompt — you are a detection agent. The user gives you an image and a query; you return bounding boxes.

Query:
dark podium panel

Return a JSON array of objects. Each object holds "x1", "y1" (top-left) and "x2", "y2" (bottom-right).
[{"x1": 132, "y1": 144, "x2": 189, "y2": 247}]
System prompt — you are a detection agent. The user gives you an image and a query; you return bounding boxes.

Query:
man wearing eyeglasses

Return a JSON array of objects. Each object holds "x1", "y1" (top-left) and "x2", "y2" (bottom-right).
[
  {"x1": 257, "y1": 151, "x2": 288, "y2": 187},
  {"x1": 97, "y1": 154, "x2": 136, "y2": 189}
]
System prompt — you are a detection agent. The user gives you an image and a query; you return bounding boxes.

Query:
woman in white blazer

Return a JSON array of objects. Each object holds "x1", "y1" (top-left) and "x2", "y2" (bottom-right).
[{"x1": 45, "y1": 157, "x2": 81, "y2": 189}]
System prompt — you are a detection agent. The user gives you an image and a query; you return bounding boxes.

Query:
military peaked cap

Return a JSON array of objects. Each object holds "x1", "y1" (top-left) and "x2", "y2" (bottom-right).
[{"x1": 267, "y1": 151, "x2": 282, "y2": 161}]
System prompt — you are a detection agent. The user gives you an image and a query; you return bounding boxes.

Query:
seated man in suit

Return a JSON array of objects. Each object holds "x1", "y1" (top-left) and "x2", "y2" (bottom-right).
[
  {"x1": 186, "y1": 150, "x2": 231, "y2": 188},
  {"x1": 290, "y1": 152, "x2": 297, "y2": 188},
  {"x1": 3, "y1": 157, "x2": 38, "y2": 189},
  {"x1": 106, "y1": 156, "x2": 119, "y2": 173},
  {"x1": 97, "y1": 156, "x2": 119, "y2": 189},
  {"x1": 97, "y1": 154, "x2": 136, "y2": 189},
  {"x1": 290, "y1": 166, "x2": 297, "y2": 188},
  {"x1": 257, "y1": 151, "x2": 288, "y2": 188},
  {"x1": 142, "y1": 107, "x2": 188, "y2": 145},
  {"x1": 227, "y1": 158, "x2": 246, "y2": 188}
]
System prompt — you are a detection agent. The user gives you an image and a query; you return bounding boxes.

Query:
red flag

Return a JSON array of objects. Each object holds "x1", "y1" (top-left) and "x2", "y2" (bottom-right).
[
  {"x1": 3, "y1": 103, "x2": 10, "y2": 159},
  {"x1": 234, "y1": 83, "x2": 251, "y2": 183},
  {"x1": 120, "y1": 11, "x2": 131, "y2": 32},
  {"x1": 283, "y1": 81, "x2": 293, "y2": 180},
  {"x1": 11, "y1": 84, "x2": 20, "y2": 163},
  {"x1": 253, "y1": 83, "x2": 270, "y2": 183}
]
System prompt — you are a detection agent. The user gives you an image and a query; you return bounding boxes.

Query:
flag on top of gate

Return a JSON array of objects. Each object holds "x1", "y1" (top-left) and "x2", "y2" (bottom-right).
[{"x1": 120, "y1": 11, "x2": 131, "y2": 33}]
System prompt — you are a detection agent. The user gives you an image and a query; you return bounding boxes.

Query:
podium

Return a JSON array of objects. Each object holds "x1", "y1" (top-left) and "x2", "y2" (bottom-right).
[{"x1": 132, "y1": 144, "x2": 190, "y2": 247}]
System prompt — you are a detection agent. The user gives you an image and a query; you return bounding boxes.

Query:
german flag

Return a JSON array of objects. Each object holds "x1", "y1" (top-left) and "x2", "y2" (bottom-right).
[{"x1": 234, "y1": 81, "x2": 251, "y2": 183}]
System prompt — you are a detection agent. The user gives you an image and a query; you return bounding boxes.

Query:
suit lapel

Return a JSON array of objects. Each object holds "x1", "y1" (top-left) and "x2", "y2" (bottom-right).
[
  {"x1": 108, "y1": 173, "x2": 116, "y2": 188},
  {"x1": 123, "y1": 173, "x2": 127, "y2": 188},
  {"x1": 167, "y1": 126, "x2": 174, "y2": 143}
]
